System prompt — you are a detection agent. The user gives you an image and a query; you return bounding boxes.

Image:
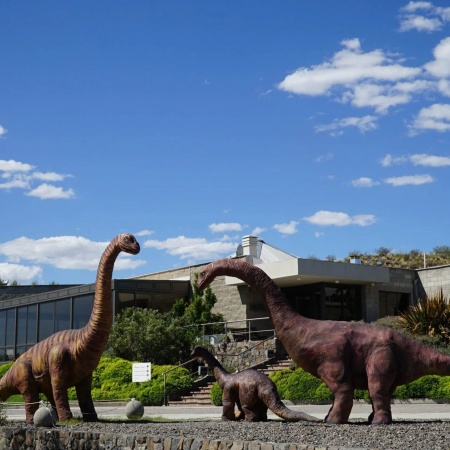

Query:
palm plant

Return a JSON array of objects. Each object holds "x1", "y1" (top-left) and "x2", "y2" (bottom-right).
[{"x1": 400, "y1": 289, "x2": 450, "y2": 343}]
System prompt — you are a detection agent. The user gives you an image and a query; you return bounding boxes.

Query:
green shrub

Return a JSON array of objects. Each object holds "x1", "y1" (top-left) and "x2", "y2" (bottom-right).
[
  {"x1": 268, "y1": 369, "x2": 293, "y2": 399},
  {"x1": 393, "y1": 376, "x2": 442, "y2": 400},
  {"x1": 314, "y1": 383, "x2": 333, "y2": 402},
  {"x1": 210, "y1": 382, "x2": 223, "y2": 406},
  {"x1": 0, "y1": 362, "x2": 13, "y2": 379},
  {"x1": 284, "y1": 368, "x2": 322, "y2": 401}
]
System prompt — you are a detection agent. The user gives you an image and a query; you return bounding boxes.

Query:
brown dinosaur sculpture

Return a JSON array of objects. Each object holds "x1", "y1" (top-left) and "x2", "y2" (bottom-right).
[
  {"x1": 191, "y1": 345, "x2": 320, "y2": 422},
  {"x1": 197, "y1": 258, "x2": 450, "y2": 425},
  {"x1": 0, "y1": 233, "x2": 140, "y2": 424}
]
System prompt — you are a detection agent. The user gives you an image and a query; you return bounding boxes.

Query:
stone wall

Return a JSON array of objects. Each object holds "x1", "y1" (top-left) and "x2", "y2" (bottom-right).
[
  {"x1": 212, "y1": 338, "x2": 279, "y2": 371},
  {"x1": 0, "y1": 426, "x2": 338, "y2": 450}
]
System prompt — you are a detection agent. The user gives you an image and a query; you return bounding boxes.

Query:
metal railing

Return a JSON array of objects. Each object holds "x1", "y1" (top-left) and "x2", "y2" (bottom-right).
[
  {"x1": 162, "y1": 317, "x2": 277, "y2": 405},
  {"x1": 184, "y1": 316, "x2": 273, "y2": 343},
  {"x1": 162, "y1": 358, "x2": 197, "y2": 407}
]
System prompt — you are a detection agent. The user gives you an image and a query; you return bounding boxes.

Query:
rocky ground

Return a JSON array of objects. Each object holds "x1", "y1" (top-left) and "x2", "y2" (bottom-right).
[{"x1": 39, "y1": 419, "x2": 450, "y2": 450}]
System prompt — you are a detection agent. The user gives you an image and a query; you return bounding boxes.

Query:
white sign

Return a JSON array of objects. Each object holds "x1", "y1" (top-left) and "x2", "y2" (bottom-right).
[{"x1": 132, "y1": 362, "x2": 151, "y2": 382}]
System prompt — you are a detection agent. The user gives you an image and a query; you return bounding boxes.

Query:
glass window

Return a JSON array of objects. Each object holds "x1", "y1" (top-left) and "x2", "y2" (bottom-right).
[
  {"x1": 6, "y1": 309, "x2": 15, "y2": 346},
  {"x1": 379, "y1": 292, "x2": 409, "y2": 318},
  {"x1": 324, "y1": 285, "x2": 362, "y2": 321},
  {"x1": 73, "y1": 295, "x2": 93, "y2": 329},
  {"x1": 27, "y1": 305, "x2": 37, "y2": 346},
  {"x1": 117, "y1": 291, "x2": 135, "y2": 314},
  {"x1": 39, "y1": 302, "x2": 54, "y2": 341},
  {"x1": 17, "y1": 306, "x2": 27, "y2": 345},
  {"x1": 55, "y1": 299, "x2": 70, "y2": 332},
  {"x1": 0, "y1": 311, "x2": 6, "y2": 347},
  {"x1": 15, "y1": 346, "x2": 26, "y2": 358}
]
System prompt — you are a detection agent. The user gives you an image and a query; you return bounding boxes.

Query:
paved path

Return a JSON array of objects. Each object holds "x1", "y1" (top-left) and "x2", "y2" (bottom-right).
[{"x1": 3, "y1": 401, "x2": 450, "y2": 422}]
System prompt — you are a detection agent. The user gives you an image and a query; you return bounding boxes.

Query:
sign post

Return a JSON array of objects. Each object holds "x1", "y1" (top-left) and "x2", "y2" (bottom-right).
[{"x1": 132, "y1": 363, "x2": 151, "y2": 382}]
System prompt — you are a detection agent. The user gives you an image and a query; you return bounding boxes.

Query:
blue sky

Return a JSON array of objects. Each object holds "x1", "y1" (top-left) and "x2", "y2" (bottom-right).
[{"x1": 2, "y1": 1, "x2": 450, "y2": 285}]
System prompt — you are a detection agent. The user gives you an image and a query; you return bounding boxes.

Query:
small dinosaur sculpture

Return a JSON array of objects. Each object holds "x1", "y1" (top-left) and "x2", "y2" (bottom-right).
[
  {"x1": 0, "y1": 233, "x2": 140, "y2": 424},
  {"x1": 191, "y1": 346, "x2": 320, "y2": 422},
  {"x1": 197, "y1": 258, "x2": 450, "y2": 424}
]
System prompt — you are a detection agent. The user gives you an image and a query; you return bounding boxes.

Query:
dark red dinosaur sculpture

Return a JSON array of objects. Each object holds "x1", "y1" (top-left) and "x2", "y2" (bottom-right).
[
  {"x1": 191, "y1": 346, "x2": 320, "y2": 422},
  {"x1": 197, "y1": 258, "x2": 450, "y2": 424},
  {"x1": 0, "y1": 233, "x2": 140, "y2": 424}
]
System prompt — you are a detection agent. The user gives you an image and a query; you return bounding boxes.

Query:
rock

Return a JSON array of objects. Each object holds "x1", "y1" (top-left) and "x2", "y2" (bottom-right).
[{"x1": 125, "y1": 398, "x2": 145, "y2": 419}]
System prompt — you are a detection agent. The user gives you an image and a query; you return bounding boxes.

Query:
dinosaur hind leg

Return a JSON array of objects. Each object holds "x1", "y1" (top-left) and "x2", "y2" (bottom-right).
[
  {"x1": 75, "y1": 374, "x2": 98, "y2": 422},
  {"x1": 366, "y1": 349, "x2": 397, "y2": 425}
]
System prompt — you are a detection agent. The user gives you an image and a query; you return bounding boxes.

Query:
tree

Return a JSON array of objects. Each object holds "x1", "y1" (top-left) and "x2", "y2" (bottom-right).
[
  {"x1": 107, "y1": 308, "x2": 193, "y2": 364},
  {"x1": 433, "y1": 246, "x2": 450, "y2": 257},
  {"x1": 375, "y1": 247, "x2": 391, "y2": 257},
  {"x1": 171, "y1": 273, "x2": 224, "y2": 334},
  {"x1": 108, "y1": 272, "x2": 225, "y2": 364}
]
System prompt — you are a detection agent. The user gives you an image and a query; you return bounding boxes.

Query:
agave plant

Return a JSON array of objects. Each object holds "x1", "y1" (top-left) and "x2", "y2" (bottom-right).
[{"x1": 400, "y1": 289, "x2": 450, "y2": 343}]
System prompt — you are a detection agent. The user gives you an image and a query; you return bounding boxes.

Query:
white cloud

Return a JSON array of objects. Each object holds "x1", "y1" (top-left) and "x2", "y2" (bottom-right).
[
  {"x1": 0, "y1": 159, "x2": 76, "y2": 199},
  {"x1": 144, "y1": 235, "x2": 238, "y2": 262},
  {"x1": 410, "y1": 103, "x2": 450, "y2": 132},
  {"x1": 32, "y1": 171, "x2": 71, "y2": 182},
  {"x1": 0, "y1": 159, "x2": 35, "y2": 172},
  {"x1": 425, "y1": 37, "x2": 450, "y2": 78},
  {"x1": 316, "y1": 115, "x2": 378, "y2": 135},
  {"x1": 384, "y1": 174, "x2": 434, "y2": 186},
  {"x1": 209, "y1": 222, "x2": 243, "y2": 233},
  {"x1": 0, "y1": 263, "x2": 43, "y2": 284},
  {"x1": 277, "y1": 39, "x2": 420, "y2": 98},
  {"x1": 380, "y1": 154, "x2": 409, "y2": 166},
  {"x1": 273, "y1": 221, "x2": 299, "y2": 235},
  {"x1": 0, "y1": 125, "x2": 7, "y2": 137},
  {"x1": 399, "y1": 14, "x2": 443, "y2": 32},
  {"x1": 351, "y1": 177, "x2": 380, "y2": 188},
  {"x1": 409, "y1": 153, "x2": 450, "y2": 166},
  {"x1": 315, "y1": 153, "x2": 334, "y2": 163},
  {"x1": 251, "y1": 227, "x2": 267, "y2": 236},
  {"x1": 351, "y1": 215, "x2": 377, "y2": 226},
  {"x1": 400, "y1": 2, "x2": 434, "y2": 13},
  {"x1": 303, "y1": 210, "x2": 376, "y2": 227},
  {"x1": 26, "y1": 183, "x2": 75, "y2": 200},
  {"x1": 0, "y1": 236, "x2": 145, "y2": 271},
  {"x1": 399, "y1": 2, "x2": 448, "y2": 32},
  {"x1": 0, "y1": 175, "x2": 30, "y2": 190},
  {"x1": 135, "y1": 229, "x2": 154, "y2": 237}
]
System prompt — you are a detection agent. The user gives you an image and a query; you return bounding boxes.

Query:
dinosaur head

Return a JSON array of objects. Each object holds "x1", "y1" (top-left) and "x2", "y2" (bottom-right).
[
  {"x1": 191, "y1": 345, "x2": 209, "y2": 360},
  {"x1": 118, "y1": 233, "x2": 141, "y2": 255},
  {"x1": 197, "y1": 262, "x2": 217, "y2": 292}
]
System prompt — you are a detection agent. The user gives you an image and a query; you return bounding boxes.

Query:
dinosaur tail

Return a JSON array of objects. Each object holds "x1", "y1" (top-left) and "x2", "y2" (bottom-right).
[{"x1": 264, "y1": 391, "x2": 321, "y2": 422}]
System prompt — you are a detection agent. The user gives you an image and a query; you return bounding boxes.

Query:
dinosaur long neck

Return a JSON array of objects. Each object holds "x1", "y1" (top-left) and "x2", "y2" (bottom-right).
[
  {"x1": 81, "y1": 237, "x2": 121, "y2": 356},
  {"x1": 211, "y1": 259, "x2": 303, "y2": 333},
  {"x1": 196, "y1": 348, "x2": 228, "y2": 384}
]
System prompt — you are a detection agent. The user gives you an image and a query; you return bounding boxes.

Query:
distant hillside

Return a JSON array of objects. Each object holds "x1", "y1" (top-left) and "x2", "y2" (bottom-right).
[{"x1": 341, "y1": 248, "x2": 450, "y2": 270}]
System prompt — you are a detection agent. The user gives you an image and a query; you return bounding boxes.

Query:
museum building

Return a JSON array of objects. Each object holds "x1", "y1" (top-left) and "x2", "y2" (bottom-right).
[{"x1": 1, "y1": 235, "x2": 449, "y2": 362}]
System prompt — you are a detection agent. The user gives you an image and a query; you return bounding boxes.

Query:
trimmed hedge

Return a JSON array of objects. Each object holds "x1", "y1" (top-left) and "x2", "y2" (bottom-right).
[{"x1": 69, "y1": 356, "x2": 193, "y2": 406}]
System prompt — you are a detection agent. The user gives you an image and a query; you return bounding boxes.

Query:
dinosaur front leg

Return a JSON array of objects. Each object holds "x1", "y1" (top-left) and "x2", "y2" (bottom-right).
[
  {"x1": 75, "y1": 374, "x2": 98, "y2": 422},
  {"x1": 47, "y1": 348, "x2": 73, "y2": 421},
  {"x1": 320, "y1": 364, "x2": 354, "y2": 424},
  {"x1": 221, "y1": 387, "x2": 237, "y2": 421}
]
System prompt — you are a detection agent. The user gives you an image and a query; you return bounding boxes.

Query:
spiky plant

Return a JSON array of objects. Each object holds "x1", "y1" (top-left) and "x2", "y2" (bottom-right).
[{"x1": 400, "y1": 289, "x2": 450, "y2": 343}]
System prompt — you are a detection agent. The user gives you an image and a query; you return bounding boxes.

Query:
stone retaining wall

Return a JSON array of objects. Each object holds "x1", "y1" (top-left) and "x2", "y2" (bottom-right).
[{"x1": 0, "y1": 426, "x2": 346, "y2": 450}]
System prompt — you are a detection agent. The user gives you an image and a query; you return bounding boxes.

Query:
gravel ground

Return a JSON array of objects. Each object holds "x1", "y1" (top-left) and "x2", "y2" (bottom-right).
[{"x1": 43, "y1": 419, "x2": 450, "y2": 450}]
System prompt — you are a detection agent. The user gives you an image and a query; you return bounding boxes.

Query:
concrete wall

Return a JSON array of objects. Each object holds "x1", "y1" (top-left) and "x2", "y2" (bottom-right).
[{"x1": 417, "y1": 265, "x2": 450, "y2": 298}]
